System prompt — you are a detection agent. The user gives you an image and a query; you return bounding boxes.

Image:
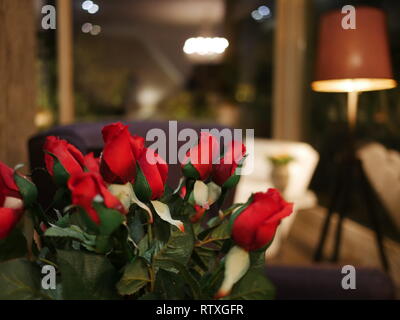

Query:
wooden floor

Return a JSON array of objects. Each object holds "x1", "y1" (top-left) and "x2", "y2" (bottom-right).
[{"x1": 267, "y1": 207, "x2": 400, "y2": 299}]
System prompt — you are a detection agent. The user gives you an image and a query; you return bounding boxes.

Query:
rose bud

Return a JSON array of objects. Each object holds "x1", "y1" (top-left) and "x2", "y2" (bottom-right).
[
  {"x1": 44, "y1": 136, "x2": 85, "y2": 181},
  {"x1": 68, "y1": 172, "x2": 126, "y2": 225},
  {"x1": 193, "y1": 180, "x2": 221, "y2": 209},
  {"x1": 216, "y1": 189, "x2": 293, "y2": 299},
  {"x1": 83, "y1": 152, "x2": 101, "y2": 173},
  {"x1": 212, "y1": 140, "x2": 246, "y2": 188},
  {"x1": 181, "y1": 132, "x2": 219, "y2": 180},
  {"x1": 179, "y1": 183, "x2": 221, "y2": 222},
  {"x1": 123, "y1": 149, "x2": 183, "y2": 230},
  {"x1": 231, "y1": 188, "x2": 293, "y2": 251},
  {"x1": 179, "y1": 186, "x2": 206, "y2": 223},
  {"x1": 100, "y1": 122, "x2": 144, "y2": 184},
  {"x1": 0, "y1": 162, "x2": 24, "y2": 239},
  {"x1": 134, "y1": 147, "x2": 168, "y2": 202}
]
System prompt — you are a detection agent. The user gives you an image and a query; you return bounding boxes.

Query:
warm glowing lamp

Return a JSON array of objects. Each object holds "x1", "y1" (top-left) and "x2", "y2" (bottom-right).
[
  {"x1": 311, "y1": 6, "x2": 396, "y2": 128},
  {"x1": 312, "y1": 7, "x2": 396, "y2": 269}
]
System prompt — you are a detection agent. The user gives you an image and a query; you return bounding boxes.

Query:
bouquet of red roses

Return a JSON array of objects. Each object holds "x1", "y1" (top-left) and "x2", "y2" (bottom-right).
[{"x1": 0, "y1": 122, "x2": 293, "y2": 300}]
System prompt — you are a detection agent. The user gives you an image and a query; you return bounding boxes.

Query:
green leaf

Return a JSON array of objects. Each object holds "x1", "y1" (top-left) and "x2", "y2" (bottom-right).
[
  {"x1": 91, "y1": 203, "x2": 125, "y2": 253},
  {"x1": 222, "y1": 173, "x2": 241, "y2": 189},
  {"x1": 155, "y1": 259, "x2": 200, "y2": 299},
  {"x1": 42, "y1": 283, "x2": 63, "y2": 300},
  {"x1": 159, "y1": 185, "x2": 174, "y2": 202},
  {"x1": 182, "y1": 162, "x2": 200, "y2": 180},
  {"x1": 57, "y1": 250, "x2": 119, "y2": 299},
  {"x1": 106, "y1": 224, "x2": 135, "y2": 269},
  {"x1": 55, "y1": 213, "x2": 71, "y2": 228},
  {"x1": 138, "y1": 234, "x2": 150, "y2": 259},
  {"x1": 222, "y1": 155, "x2": 247, "y2": 189},
  {"x1": 133, "y1": 165, "x2": 152, "y2": 202},
  {"x1": 201, "y1": 263, "x2": 225, "y2": 298},
  {"x1": 52, "y1": 157, "x2": 70, "y2": 186},
  {"x1": 228, "y1": 201, "x2": 251, "y2": 232},
  {"x1": 116, "y1": 257, "x2": 151, "y2": 296},
  {"x1": 53, "y1": 187, "x2": 71, "y2": 209},
  {"x1": 45, "y1": 225, "x2": 85, "y2": 242},
  {"x1": 0, "y1": 259, "x2": 51, "y2": 300},
  {"x1": 44, "y1": 224, "x2": 96, "y2": 250},
  {"x1": 75, "y1": 207, "x2": 99, "y2": 233},
  {"x1": 92, "y1": 203, "x2": 124, "y2": 236},
  {"x1": 198, "y1": 219, "x2": 231, "y2": 247},
  {"x1": 127, "y1": 208, "x2": 146, "y2": 245},
  {"x1": 14, "y1": 173, "x2": 38, "y2": 208},
  {"x1": 152, "y1": 209, "x2": 171, "y2": 243},
  {"x1": 221, "y1": 267, "x2": 275, "y2": 300},
  {"x1": 207, "y1": 220, "x2": 230, "y2": 242},
  {"x1": 249, "y1": 249, "x2": 267, "y2": 268},
  {"x1": 153, "y1": 269, "x2": 186, "y2": 299},
  {"x1": 168, "y1": 193, "x2": 194, "y2": 219},
  {"x1": 153, "y1": 224, "x2": 194, "y2": 273},
  {"x1": 0, "y1": 228, "x2": 27, "y2": 262},
  {"x1": 138, "y1": 292, "x2": 160, "y2": 300},
  {"x1": 192, "y1": 247, "x2": 218, "y2": 273}
]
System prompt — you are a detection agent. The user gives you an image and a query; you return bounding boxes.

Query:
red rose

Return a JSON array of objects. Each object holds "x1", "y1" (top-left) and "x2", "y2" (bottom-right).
[
  {"x1": 181, "y1": 132, "x2": 219, "y2": 180},
  {"x1": 44, "y1": 136, "x2": 85, "y2": 177},
  {"x1": 68, "y1": 172, "x2": 126, "y2": 225},
  {"x1": 231, "y1": 189, "x2": 293, "y2": 251},
  {"x1": 0, "y1": 162, "x2": 24, "y2": 239},
  {"x1": 212, "y1": 141, "x2": 246, "y2": 187},
  {"x1": 100, "y1": 122, "x2": 144, "y2": 184},
  {"x1": 83, "y1": 152, "x2": 101, "y2": 173},
  {"x1": 134, "y1": 148, "x2": 168, "y2": 202}
]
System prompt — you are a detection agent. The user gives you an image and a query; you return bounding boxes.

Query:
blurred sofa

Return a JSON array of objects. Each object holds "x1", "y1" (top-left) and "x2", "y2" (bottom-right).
[
  {"x1": 265, "y1": 265, "x2": 395, "y2": 299},
  {"x1": 357, "y1": 142, "x2": 400, "y2": 231},
  {"x1": 28, "y1": 120, "x2": 235, "y2": 208}
]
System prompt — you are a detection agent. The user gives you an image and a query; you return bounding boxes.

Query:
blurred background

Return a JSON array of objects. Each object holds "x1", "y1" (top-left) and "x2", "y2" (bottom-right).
[{"x1": 1, "y1": 0, "x2": 400, "y2": 298}]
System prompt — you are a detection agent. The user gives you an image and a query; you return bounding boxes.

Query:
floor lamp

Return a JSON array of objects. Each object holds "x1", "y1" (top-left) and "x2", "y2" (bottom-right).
[{"x1": 311, "y1": 7, "x2": 397, "y2": 269}]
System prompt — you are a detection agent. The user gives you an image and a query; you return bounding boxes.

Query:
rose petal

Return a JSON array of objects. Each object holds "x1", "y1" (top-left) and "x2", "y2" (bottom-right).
[
  {"x1": 215, "y1": 245, "x2": 250, "y2": 299},
  {"x1": 193, "y1": 180, "x2": 209, "y2": 208},
  {"x1": 207, "y1": 182, "x2": 222, "y2": 206},
  {"x1": 151, "y1": 200, "x2": 184, "y2": 232},
  {"x1": 131, "y1": 189, "x2": 153, "y2": 223},
  {"x1": 108, "y1": 183, "x2": 135, "y2": 212},
  {"x1": 3, "y1": 196, "x2": 23, "y2": 210}
]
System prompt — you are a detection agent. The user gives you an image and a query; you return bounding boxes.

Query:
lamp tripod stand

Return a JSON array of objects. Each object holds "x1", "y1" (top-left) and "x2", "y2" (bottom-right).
[
  {"x1": 311, "y1": 6, "x2": 397, "y2": 272},
  {"x1": 313, "y1": 91, "x2": 390, "y2": 271}
]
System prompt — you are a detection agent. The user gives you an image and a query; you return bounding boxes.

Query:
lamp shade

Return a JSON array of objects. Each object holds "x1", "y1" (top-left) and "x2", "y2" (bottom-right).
[{"x1": 312, "y1": 6, "x2": 396, "y2": 92}]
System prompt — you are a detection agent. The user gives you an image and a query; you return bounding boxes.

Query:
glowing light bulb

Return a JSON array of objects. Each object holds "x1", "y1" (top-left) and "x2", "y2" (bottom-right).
[
  {"x1": 82, "y1": 1, "x2": 93, "y2": 10},
  {"x1": 88, "y1": 3, "x2": 99, "y2": 14},
  {"x1": 183, "y1": 37, "x2": 229, "y2": 56},
  {"x1": 81, "y1": 22, "x2": 92, "y2": 33}
]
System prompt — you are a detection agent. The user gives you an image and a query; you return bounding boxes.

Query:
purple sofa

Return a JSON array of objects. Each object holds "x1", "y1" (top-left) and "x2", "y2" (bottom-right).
[
  {"x1": 265, "y1": 265, "x2": 395, "y2": 300},
  {"x1": 28, "y1": 120, "x2": 235, "y2": 208}
]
